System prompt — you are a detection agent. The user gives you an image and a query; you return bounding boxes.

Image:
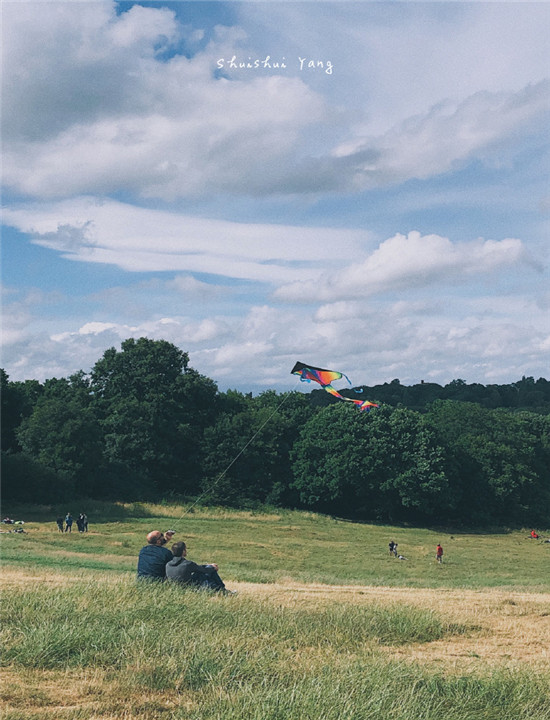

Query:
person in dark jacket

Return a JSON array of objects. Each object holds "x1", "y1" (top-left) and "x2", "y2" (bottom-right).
[
  {"x1": 56, "y1": 517, "x2": 64, "y2": 532},
  {"x1": 137, "y1": 531, "x2": 173, "y2": 581},
  {"x1": 165, "y1": 541, "x2": 234, "y2": 593}
]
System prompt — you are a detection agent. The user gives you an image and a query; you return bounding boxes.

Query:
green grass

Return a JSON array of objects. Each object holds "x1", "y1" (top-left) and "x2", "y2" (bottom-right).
[
  {"x1": 2, "y1": 501, "x2": 549, "y2": 590},
  {"x1": 2, "y1": 576, "x2": 548, "y2": 720},
  {"x1": 1, "y1": 502, "x2": 549, "y2": 719}
]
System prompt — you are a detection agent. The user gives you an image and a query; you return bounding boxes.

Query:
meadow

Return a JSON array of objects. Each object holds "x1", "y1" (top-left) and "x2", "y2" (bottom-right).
[{"x1": 1, "y1": 502, "x2": 549, "y2": 719}]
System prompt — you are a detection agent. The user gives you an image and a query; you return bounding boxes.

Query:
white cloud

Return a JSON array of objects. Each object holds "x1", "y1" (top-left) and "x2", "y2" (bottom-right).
[
  {"x1": 2, "y1": 2, "x2": 548, "y2": 200},
  {"x1": 3, "y1": 197, "x2": 367, "y2": 282},
  {"x1": 2, "y1": 1, "x2": 327, "y2": 199},
  {"x1": 2, "y1": 284, "x2": 548, "y2": 388},
  {"x1": 275, "y1": 231, "x2": 529, "y2": 303}
]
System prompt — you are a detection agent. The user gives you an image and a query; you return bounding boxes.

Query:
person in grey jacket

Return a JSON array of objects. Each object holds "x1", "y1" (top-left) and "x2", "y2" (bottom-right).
[{"x1": 165, "y1": 541, "x2": 234, "y2": 594}]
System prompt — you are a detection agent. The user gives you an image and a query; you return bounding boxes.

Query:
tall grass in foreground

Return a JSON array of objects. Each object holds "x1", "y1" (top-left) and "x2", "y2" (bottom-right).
[{"x1": 2, "y1": 576, "x2": 549, "y2": 720}]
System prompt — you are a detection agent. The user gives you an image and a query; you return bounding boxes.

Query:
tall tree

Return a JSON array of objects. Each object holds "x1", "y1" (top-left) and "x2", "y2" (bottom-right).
[{"x1": 90, "y1": 338, "x2": 217, "y2": 495}]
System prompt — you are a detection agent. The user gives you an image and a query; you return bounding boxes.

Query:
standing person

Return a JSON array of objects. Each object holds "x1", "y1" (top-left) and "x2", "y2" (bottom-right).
[
  {"x1": 137, "y1": 531, "x2": 173, "y2": 581},
  {"x1": 82, "y1": 513, "x2": 88, "y2": 532},
  {"x1": 166, "y1": 541, "x2": 234, "y2": 594},
  {"x1": 56, "y1": 517, "x2": 64, "y2": 532},
  {"x1": 388, "y1": 541, "x2": 395, "y2": 556},
  {"x1": 64, "y1": 513, "x2": 73, "y2": 533},
  {"x1": 76, "y1": 514, "x2": 85, "y2": 533},
  {"x1": 436, "y1": 544, "x2": 444, "y2": 563}
]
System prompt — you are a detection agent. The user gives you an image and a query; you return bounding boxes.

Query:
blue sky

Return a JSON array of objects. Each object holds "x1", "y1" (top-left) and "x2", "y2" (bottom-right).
[{"x1": 2, "y1": 0, "x2": 549, "y2": 392}]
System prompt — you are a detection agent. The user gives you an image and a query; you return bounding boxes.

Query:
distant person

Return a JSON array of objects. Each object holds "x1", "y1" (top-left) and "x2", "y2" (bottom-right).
[
  {"x1": 56, "y1": 517, "x2": 64, "y2": 532},
  {"x1": 166, "y1": 541, "x2": 234, "y2": 594},
  {"x1": 388, "y1": 541, "x2": 395, "y2": 556},
  {"x1": 82, "y1": 513, "x2": 88, "y2": 532},
  {"x1": 436, "y1": 544, "x2": 443, "y2": 563},
  {"x1": 531, "y1": 530, "x2": 539, "y2": 539},
  {"x1": 64, "y1": 513, "x2": 73, "y2": 533},
  {"x1": 76, "y1": 514, "x2": 85, "y2": 533},
  {"x1": 137, "y1": 531, "x2": 173, "y2": 581}
]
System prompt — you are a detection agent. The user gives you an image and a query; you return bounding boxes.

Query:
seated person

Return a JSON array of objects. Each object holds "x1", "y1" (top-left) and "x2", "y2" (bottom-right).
[
  {"x1": 137, "y1": 530, "x2": 173, "y2": 581},
  {"x1": 166, "y1": 541, "x2": 234, "y2": 594}
]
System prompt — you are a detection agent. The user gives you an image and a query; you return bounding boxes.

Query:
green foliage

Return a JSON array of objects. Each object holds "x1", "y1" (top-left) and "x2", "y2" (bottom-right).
[
  {"x1": 200, "y1": 391, "x2": 310, "y2": 506},
  {"x1": 14, "y1": 376, "x2": 104, "y2": 497},
  {"x1": 0, "y1": 451, "x2": 70, "y2": 503},
  {"x1": 426, "y1": 401, "x2": 550, "y2": 524},
  {"x1": 2, "y1": 341, "x2": 549, "y2": 525},
  {"x1": 291, "y1": 404, "x2": 452, "y2": 521},
  {"x1": 1, "y1": 369, "x2": 43, "y2": 453}
]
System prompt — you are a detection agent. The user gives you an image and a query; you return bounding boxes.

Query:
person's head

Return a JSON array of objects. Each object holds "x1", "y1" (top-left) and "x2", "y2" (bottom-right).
[
  {"x1": 171, "y1": 541, "x2": 187, "y2": 557},
  {"x1": 146, "y1": 530, "x2": 165, "y2": 545}
]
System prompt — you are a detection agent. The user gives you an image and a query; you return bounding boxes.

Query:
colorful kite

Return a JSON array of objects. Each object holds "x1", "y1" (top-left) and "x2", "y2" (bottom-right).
[{"x1": 291, "y1": 361, "x2": 378, "y2": 410}]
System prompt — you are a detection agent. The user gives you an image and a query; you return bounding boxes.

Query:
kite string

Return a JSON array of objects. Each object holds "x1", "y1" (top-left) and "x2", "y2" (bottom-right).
[{"x1": 175, "y1": 390, "x2": 294, "y2": 523}]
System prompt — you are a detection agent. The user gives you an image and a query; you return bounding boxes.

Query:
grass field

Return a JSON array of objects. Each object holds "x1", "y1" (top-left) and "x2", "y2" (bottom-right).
[{"x1": 1, "y1": 502, "x2": 549, "y2": 719}]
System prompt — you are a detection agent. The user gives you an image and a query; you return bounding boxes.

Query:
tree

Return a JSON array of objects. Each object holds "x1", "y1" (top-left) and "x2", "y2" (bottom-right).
[
  {"x1": 90, "y1": 338, "x2": 217, "y2": 496},
  {"x1": 200, "y1": 391, "x2": 311, "y2": 506},
  {"x1": 426, "y1": 400, "x2": 550, "y2": 524},
  {"x1": 291, "y1": 404, "x2": 451, "y2": 521},
  {"x1": 1, "y1": 370, "x2": 43, "y2": 453},
  {"x1": 16, "y1": 375, "x2": 103, "y2": 497}
]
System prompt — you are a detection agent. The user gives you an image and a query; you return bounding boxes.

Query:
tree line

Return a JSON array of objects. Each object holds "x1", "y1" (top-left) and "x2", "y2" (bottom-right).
[{"x1": 2, "y1": 338, "x2": 549, "y2": 526}]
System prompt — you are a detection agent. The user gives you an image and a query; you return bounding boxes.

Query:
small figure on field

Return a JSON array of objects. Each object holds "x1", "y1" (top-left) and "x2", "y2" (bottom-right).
[
  {"x1": 389, "y1": 541, "x2": 398, "y2": 557},
  {"x1": 166, "y1": 541, "x2": 235, "y2": 594},
  {"x1": 76, "y1": 514, "x2": 85, "y2": 533},
  {"x1": 531, "y1": 530, "x2": 539, "y2": 539},
  {"x1": 397, "y1": 554, "x2": 407, "y2": 560},
  {"x1": 137, "y1": 531, "x2": 173, "y2": 581},
  {"x1": 436, "y1": 544, "x2": 443, "y2": 563},
  {"x1": 64, "y1": 513, "x2": 73, "y2": 533},
  {"x1": 56, "y1": 517, "x2": 64, "y2": 532},
  {"x1": 82, "y1": 513, "x2": 88, "y2": 532}
]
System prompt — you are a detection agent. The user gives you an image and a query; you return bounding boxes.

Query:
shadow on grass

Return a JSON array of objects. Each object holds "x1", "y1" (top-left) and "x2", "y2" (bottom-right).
[{"x1": 5, "y1": 500, "x2": 155, "y2": 523}]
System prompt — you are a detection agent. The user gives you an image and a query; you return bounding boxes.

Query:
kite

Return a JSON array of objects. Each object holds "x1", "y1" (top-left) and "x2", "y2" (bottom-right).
[{"x1": 291, "y1": 361, "x2": 378, "y2": 410}]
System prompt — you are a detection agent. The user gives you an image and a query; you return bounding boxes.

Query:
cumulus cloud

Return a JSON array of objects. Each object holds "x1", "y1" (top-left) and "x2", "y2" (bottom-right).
[
  {"x1": 2, "y1": 2, "x2": 548, "y2": 200},
  {"x1": 2, "y1": 2, "x2": 327, "y2": 199},
  {"x1": 275, "y1": 231, "x2": 529, "y2": 303}
]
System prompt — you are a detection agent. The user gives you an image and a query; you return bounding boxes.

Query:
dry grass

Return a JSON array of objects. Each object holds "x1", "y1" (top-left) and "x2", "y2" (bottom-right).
[
  {"x1": 1, "y1": 666, "x2": 199, "y2": 720},
  {"x1": 232, "y1": 581, "x2": 550, "y2": 671}
]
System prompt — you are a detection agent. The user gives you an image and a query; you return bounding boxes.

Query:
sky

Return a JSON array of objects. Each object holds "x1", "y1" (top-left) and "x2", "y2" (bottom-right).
[{"x1": 2, "y1": 0, "x2": 549, "y2": 393}]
